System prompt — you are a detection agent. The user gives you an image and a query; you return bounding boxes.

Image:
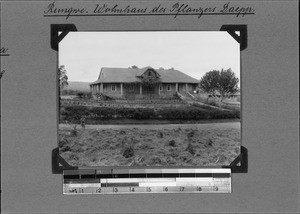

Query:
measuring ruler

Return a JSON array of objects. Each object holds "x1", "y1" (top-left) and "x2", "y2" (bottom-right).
[{"x1": 63, "y1": 168, "x2": 231, "y2": 194}]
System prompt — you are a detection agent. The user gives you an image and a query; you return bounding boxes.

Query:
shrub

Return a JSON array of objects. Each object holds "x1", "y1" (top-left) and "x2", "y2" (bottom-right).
[
  {"x1": 209, "y1": 109, "x2": 240, "y2": 119},
  {"x1": 187, "y1": 130, "x2": 195, "y2": 138},
  {"x1": 169, "y1": 148, "x2": 179, "y2": 158},
  {"x1": 232, "y1": 110, "x2": 240, "y2": 119},
  {"x1": 76, "y1": 92, "x2": 84, "y2": 98},
  {"x1": 207, "y1": 139, "x2": 213, "y2": 146},
  {"x1": 71, "y1": 125, "x2": 78, "y2": 136},
  {"x1": 131, "y1": 156, "x2": 145, "y2": 166},
  {"x1": 119, "y1": 130, "x2": 126, "y2": 134},
  {"x1": 133, "y1": 108, "x2": 155, "y2": 119},
  {"x1": 158, "y1": 132, "x2": 163, "y2": 138},
  {"x1": 61, "y1": 105, "x2": 240, "y2": 123},
  {"x1": 157, "y1": 107, "x2": 211, "y2": 120},
  {"x1": 122, "y1": 145, "x2": 135, "y2": 158},
  {"x1": 186, "y1": 142, "x2": 195, "y2": 155},
  {"x1": 149, "y1": 156, "x2": 162, "y2": 165},
  {"x1": 168, "y1": 140, "x2": 176, "y2": 147},
  {"x1": 90, "y1": 107, "x2": 116, "y2": 119},
  {"x1": 196, "y1": 151, "x2": 202, "y2": 157},
  {"x1": 166, "y1": 156, "x2": 176, "y2": 164},
  {"x1": 63, "y1": 106, "x2": 90, "y2": 122},
  {"x1": 117, "y1": 108, "x2": 135, "y2": 118},
  {"x1": 180, "y1": 151, "x2": 192, "y2": 161}
]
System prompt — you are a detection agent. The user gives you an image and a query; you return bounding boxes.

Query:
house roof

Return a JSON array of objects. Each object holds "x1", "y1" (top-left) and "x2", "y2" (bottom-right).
[{"x1": 90, "y1": 67, "x2": 199, "y2": 85}]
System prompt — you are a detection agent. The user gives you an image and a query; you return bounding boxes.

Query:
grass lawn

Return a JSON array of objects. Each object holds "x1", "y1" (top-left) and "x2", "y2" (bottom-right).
[{"x1": 59, "y1": 123, "x2": 240, "y2": 167}]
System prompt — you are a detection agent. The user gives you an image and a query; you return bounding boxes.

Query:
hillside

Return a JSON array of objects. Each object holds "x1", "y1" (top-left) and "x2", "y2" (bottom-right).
[{"x1": 63, "y1": 81, "x2": 91, "y2": 92}]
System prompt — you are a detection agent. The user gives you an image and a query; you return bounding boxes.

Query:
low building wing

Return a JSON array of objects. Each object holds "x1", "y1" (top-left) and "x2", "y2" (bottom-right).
[{"x1": 156, "y1": 68, "x2": 199, "y2": 83}]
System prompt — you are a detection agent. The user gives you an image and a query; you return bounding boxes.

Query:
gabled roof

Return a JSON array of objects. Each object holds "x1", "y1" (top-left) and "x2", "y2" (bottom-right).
[{"x1": 90, "y1": 67, "x2": 199, "y2": 85}]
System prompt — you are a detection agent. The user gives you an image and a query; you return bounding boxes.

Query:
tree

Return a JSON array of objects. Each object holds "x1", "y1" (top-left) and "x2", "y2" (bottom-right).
[
  {"x1": 200, "y1": 68, "x2": 239, "y2": 101},
  {"x1": 76, "y1": 92, "x2": 84, "y2": 99},
  {"x1": 139, "y1": 73, "x2": 161, "y2": 89},
  {"x1": 58, "y1": 65, "x2": 69, "y2": 91}
]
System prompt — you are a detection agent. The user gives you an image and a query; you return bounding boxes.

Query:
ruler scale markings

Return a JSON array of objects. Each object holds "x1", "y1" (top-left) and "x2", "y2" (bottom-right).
[
  {"x1": 105, "y1": 178, "x2": 139, "y2": 183},
  {"x1": 64, "y1": 183, "x2": 102, "y2": 188},
  {"x1": 64, "y1": 179, "x2": 100, "y2": 185},
  {"x1": 81, "y1": 174, "x2": 96, "y2": 179},
  {"x1": 63, "y1": 168, "x2": 231, "y2": 194},
  {"x1": 113, "y1": 174, "x2": 130, "y2": 178},
  {"x1": 139, "y1": 182, "x2": 177, "y2": 187},
  {"x1": 64, "y1": 179, "x2": 100, "y2": 184},
  {"x1": 162, "y1": 169, "x2": 178, "y2": 173},
  {"x1": 211, "y1": 169, "x2": 230, "y2": 173},
  {"x1": 178, "y1": 169, "x2": 195, "y2": 173},
  {"x1": 213, "y1": 173, "x2": 231, "y2": 178},
  {"x1": 64, "y1": 174, "x2": 80, "y2": 179},
  {"x1": 179, "y1": 173, "x2": 196, "y2": 177},
  {"x1": 105, "y1": 183, "x2": 139, "y2": 187},
  {"x1": 162, "y1": 173, "x2": 180, "y2": 178},
  {"x1": 146, "y1": 173, "x2": 163, "y2": 178},
  {"x1": 195, "y1": 173, "x2": 213, "y2": 177},
  {"x1": 144, "y1": 178, "x2": 176, "y2": 183},
  {"x1": 96, "y1": 174, "x2": 113, "y2": 178},
  {"x1": 130, "y1": 173, "x2": 147, "y2": 178}
]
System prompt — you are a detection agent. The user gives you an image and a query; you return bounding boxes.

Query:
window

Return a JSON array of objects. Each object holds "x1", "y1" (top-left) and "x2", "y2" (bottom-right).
[
  {"x1": 167, "y1": 84, "x2": 171, "y2": 91},
  {"x1": 159, "y1": 85, "x2": 162, "y2": 91},
  {"x1": 148, "y1": 71, "x2": 151, "y2": 76},
  {"x1": 111, "y1": 84, "x2": 116, "y2": 91}
]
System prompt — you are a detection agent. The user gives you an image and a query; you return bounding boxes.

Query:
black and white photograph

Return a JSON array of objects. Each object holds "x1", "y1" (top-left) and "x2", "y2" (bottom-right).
[
  {"x1": 58, "y1": 31, "x2": 241, "y2": 167},
  {"x1": 1, "y1": 0, "x2": 299, "y2": 212}
]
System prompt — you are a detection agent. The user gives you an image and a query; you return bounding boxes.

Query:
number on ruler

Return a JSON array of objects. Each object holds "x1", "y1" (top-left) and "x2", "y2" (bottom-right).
[
  {"x1": 197, "y1": 187, "x2": 202, "y2": 191},
  {"x1": 213, "y1": 186, "x2": 218, "y2": 191},
  {"x1": 130, "y1": 187, "x2": 135, "y2": 192},
  {"x1": 163, "y1": 187, "x2": 168, "y2": 192},
  {"x1": 146, "y1": 187, "x2": 151, "y2": 192},
  {"x1": 113, "y1": 187, "x2": 118, "y2": 193},
  {"x1": 78, "y1": 188, "x2": 84, "y2": 193},
  {"x1": 69, "y1": 188, "x2": 77, "y2": 193},
  {"x1": 179, "y1": 186, "x2": 185, "y2": 192},
  {"x1": 96, "y1": 188, "x2": 101, "y2": 193}
]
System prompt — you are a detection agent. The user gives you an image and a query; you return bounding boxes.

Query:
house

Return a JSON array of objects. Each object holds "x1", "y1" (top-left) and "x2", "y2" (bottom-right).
[{"x1": 90, "y1": 66, "x2": 199, "y2": 99}]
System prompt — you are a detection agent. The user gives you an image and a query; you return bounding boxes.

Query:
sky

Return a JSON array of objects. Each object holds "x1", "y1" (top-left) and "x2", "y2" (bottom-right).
[{"x1": 59, "y1": 31, "x2": 240, "y2": 83}]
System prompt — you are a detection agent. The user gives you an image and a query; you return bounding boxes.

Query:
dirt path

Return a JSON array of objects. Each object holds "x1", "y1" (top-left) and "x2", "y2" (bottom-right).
[{"x1": 59, "y1": 122, "x2": 240, "y2": 130}]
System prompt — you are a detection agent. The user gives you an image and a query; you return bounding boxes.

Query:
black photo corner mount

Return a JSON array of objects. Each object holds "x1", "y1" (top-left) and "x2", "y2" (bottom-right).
[
  {"x1": 51, "y1": 24, "x2": 78, "y2": 51},
  {"x1": 52, "y1": 24, "x2": 248, "y2": 174},
  {"x1": 220, "y1": 25, "x2": 248, "y2": 173},
  {"x1": 52, "y1": 147, "x2": 78, "y2": 174},
  {"x1": 222, "y1": 146, "x2": 248, "y2": 173},
  {"x1": 220, "y1": 25, "x2": 248, "y2": 51},
  {"x1": 51, "y1": 24, "x2": 78, "y2": 174}
]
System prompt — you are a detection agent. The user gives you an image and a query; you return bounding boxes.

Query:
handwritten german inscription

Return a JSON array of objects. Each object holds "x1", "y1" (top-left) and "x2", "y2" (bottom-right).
[{"x1": 43, "y1": 2, "x2": 255, "y2": 19}]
